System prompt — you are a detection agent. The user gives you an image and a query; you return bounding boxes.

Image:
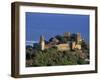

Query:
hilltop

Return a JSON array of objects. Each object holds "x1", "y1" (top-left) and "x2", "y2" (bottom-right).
[{"x1": 26, "y1": 32, "x2": 89, "y2": 67}]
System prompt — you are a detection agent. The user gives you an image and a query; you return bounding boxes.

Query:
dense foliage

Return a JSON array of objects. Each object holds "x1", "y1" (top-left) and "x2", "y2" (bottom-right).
[{"x1": 26, "y1": 46, "x2": 89, "y2": 67}]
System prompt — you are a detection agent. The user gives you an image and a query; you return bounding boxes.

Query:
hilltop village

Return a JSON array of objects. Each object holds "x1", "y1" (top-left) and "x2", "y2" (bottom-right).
[
  {"x1": 34, "y1": 32, "x2": 82, "y2": 51},
  {"x1": 26, "y1": 32, "x2": 89, "y2": 67}
]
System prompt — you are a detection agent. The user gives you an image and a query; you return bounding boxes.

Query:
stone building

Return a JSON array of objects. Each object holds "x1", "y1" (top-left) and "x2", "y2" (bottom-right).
[
  {"x1": 39, "y1": 33, "x2": 82, "y2": 51},
  {"x1": 63, "y1": 32, "x2": 71, "y2": 37},
  {"x1": 76, "y1": 32, "x2": 82, "y2": 43},
  {"x1": 56, "y1": 43, "x2": 70, "y2": 51},
  {"x1": 39, "y1": 35, "x2": 45, "y2": 50}
]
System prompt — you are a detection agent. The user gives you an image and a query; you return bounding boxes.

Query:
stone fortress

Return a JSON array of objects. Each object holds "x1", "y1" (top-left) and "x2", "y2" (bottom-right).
[{"x1": 39, "y1": 32, "x2": 82, "y2": 51}]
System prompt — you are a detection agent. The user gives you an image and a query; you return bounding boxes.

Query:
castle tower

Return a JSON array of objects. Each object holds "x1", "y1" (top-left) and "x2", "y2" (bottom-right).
[
  {"x1": 76, "y1": 32, "x2": 81, "y2": 44},
  {"x1": 39, "y1": 35, "x2": 45, "y2": 50},
  {"x1": 72, "y1": 41, "x2": 76, "y2": 50},
  {"x1": 63, "y1": 32, "x2": 71, "y2": 37},
  {"x1": 71, "y1": 41, "x2": 81, "y2": 50}
]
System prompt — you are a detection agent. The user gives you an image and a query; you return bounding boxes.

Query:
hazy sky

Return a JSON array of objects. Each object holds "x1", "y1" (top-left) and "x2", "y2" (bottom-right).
[{"x1": 26, "y1": 12, "x2": 89, "y2": 42}]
